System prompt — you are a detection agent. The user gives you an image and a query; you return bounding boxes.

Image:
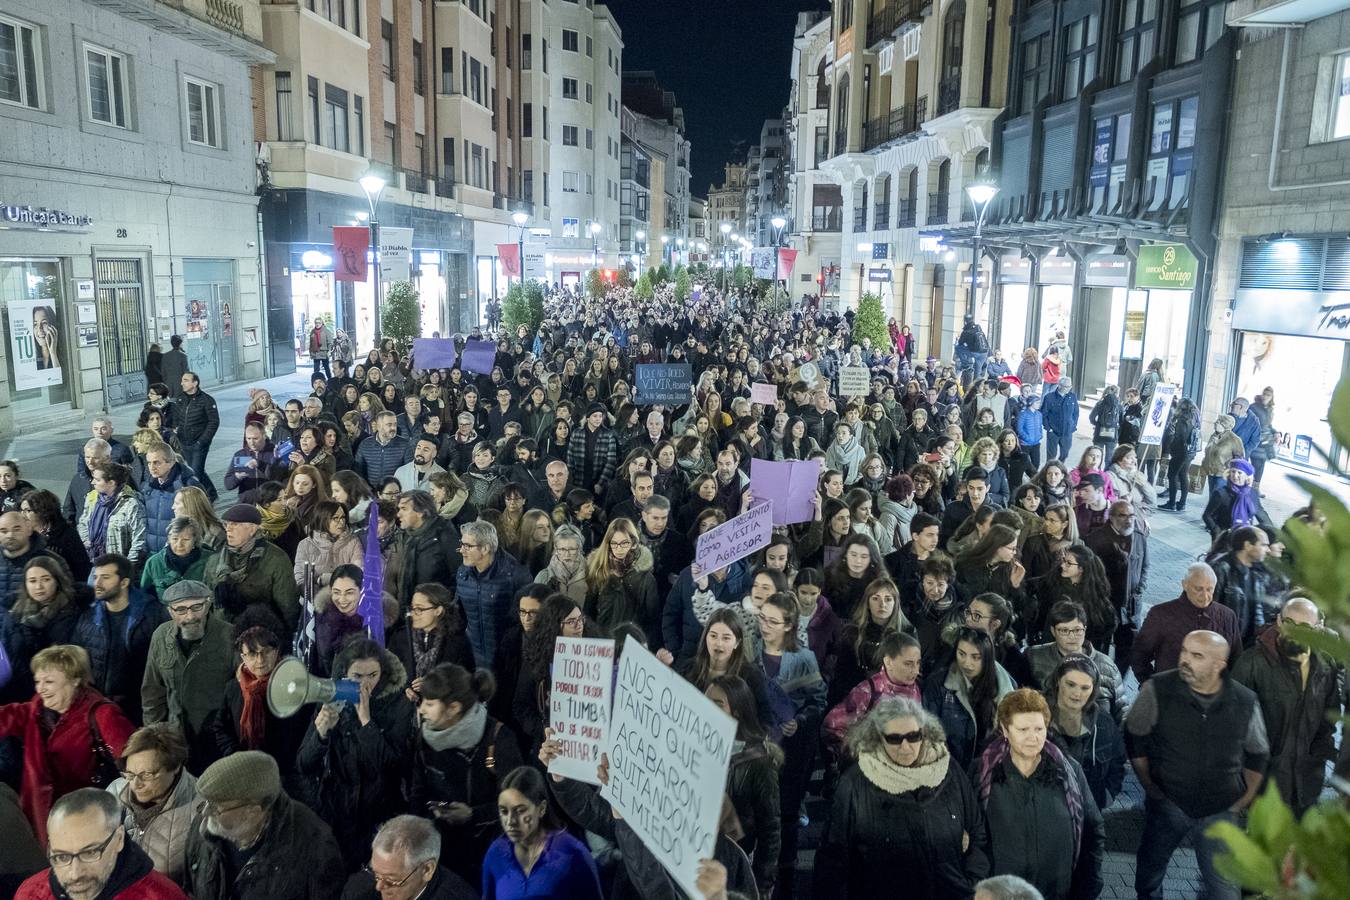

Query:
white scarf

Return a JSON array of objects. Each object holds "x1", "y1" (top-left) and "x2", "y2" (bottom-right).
[
  {"x1": 857, "y1": 743, "x2": 950, "y2": 795},
  {"x1": 421, "y1": 701, "x2": 487, "y2": 752}
]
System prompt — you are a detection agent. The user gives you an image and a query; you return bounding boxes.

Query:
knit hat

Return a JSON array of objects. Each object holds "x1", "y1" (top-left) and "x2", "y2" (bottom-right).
[
  {"x1": 1229, "y1": 459, "x2": 1255, "y2": 476},
  {"x1": 587, "y1": 402, "x2": 607, "y2": 416},
  {"x1": 196, "y1": 751, "x2": 281, "y2": 806},
  {"x1": 222, "y1": 504, "x2": 262, "y2": 525},
  {"x1": 1077, "y1": 472, "x2": 1105, "y2": 489},
  {"x1": 161, "y1": 580, "x2": 210, "y2": 606}
]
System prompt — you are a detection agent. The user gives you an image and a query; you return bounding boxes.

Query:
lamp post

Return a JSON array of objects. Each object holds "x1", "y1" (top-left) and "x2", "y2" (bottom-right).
[
  {"x1": 719, "y1": 222, "x2": 732, "y2": 293},
  {"x1": 964, "y1": 180, "x2": 999, "y2": 323},
  {"x1": 770, "y1": 215, "x2": 787, "y2": 301},
  {"x1": 512, "y1": 210, "x2": 529, "y2": 285},
  {"x1": 359, "y1": 174, "x2": 387, "y2": 338},
  {"x1": 589, "y1": 221, "x2": 603, "y2": 270},
  {"x1": 635, "y1": 229, "x2": 646, "y2": 274},
  {"x1": 660, "y1": 234, "x2": 670, "y2": 267}
]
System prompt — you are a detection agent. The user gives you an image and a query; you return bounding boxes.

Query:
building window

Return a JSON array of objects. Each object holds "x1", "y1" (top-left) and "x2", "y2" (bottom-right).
[
  {"x1": 472, "y1": 144, "x2": 484, "y2": 187},
  {"x1": 1018, "y1": 32, "x2": 1049, "y2": 114},
  {"x1": 585, "y1": 83, "x2": 592, "y2": 103},
  {"x1": 838, "y1": 0, "x2": 852, "y2": 32},
  {"x1": 441, "y1": 47, "x2": 454, "y2": 94},
  {"x1": 563, "y1": 171, "x2": 578, "y2": 192},
  {"x1": 523, "y1": 169, "x2": 533, "y2": 202},
  {"x1": 563, "y1": 124, "x2": 578, "y2": 146},
  {"x1": 275, "y1": 71, "x2": 293, "y2": 140},
  {"x1": 1116, "y1": 0, "x2": 1157, "y2": 84},
  {"x1": 506, "y1": 27, "x2": 512, "y2": 66},
  {"x1": 1175, "y1": 0, "x2": 1225, "y2": 65},
  {"x1": 586, "y1": 35, "x2": 593, "y2": 56},
  {"x1": 354, "y1": 95, "x2": 364, "y2": 155},
  {"x1": 585, "y1": 128, "x2": 592, "y2": 149},
  {"x1": 542, "y1": 38, "x2": 548, "y2": 73},
  {"x1": 523, "y1": 103, "x2": 532, "y2": 136},
  {"x1": 412, "y1": 40, "x2": 424, "y2": 95},
  {"x1": 470, "y1": 57, "x2": 482, "y2": 104},
  {"x1": 385, "y1": 122, "x2": 398, "y2": 167},
  {"x1": 0, "y1": 14, "x2": 43, "y2": 110},
  {"x1": 381, "y1": 19, "x2": 395, "y2": 80},
  {"x1": 563, "y1": 217, "x2": 578, "y2": 236},
  {"x1": 1331, "y1": 53, "x2": 1350, "y2": 140},
  {"x1": 1061, "y1": 15, "x2": 1098, "y2": 100},
  {"x1": 522, "y1": 34, "x2": 531, "y2": 69},
  {"x1": 563, "y1": 77, "x2": 577, "y2": 99},
  {"x1": 814, "y1": 126, "x2": 828, "y2": 166},
  {"x1": 563, "y1": 29, "x2": 578, "y2": 52},
  {"x1": 324, "y1": 84, "x2": 349, "y2": 152},
  {"x1": 84, "y1": 43, "x2": 129, "y2": 128},
  {"x1": 184, "y1": 76, "x2": 221, "y2": 148},
  {"x1": 416, "y1": 132, "x2": 425, "y2": 173},
  {"x1": 308, "y1": 76, "x2": 320, "y2": 144}
]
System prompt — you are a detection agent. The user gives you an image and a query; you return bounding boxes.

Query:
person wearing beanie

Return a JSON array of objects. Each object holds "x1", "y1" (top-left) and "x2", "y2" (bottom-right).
[
  {"x1": 1200, "y1": 413, "x2": 1245, "y2": 494},
  {"x1": 183, "y1": 751, "x2": 345, "y2": 900},
  {"x1": 1202, "y1": 458, "x2": 1274, "y2": 540},
  {"x1": 202, "y1": 503, "x2": 299, "y2": 631},
  {"x1": 565, "y1": 403, "x2": 620, "y2": 498},
  {"x1": 140, "y1": 580, "x2": 235, "y2": 773}
]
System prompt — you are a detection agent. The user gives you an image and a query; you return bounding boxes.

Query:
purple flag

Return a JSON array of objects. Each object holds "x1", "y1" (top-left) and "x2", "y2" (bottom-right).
[
  {"x1": 749, "y1": 458, "x2": 820, "y2": 526},
  {"x1": 412, "y1": 338, "x2": 458, "y2": 370},
  {"x1": 461, "y1": 340, "x2": 497, "y2": 375},
  {"x1": 358, "y1": 503, "x2": 385, "y2": 646}
]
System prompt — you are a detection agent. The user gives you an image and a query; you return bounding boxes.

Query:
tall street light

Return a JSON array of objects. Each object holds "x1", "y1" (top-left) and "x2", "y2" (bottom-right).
[
  {"x1": 589, "y1": 221, "x2": 603, "y2": 270},
  {"x1": 771, "y1": 215, "x2": 787, "y2": 301},
  {"x1": 359, "y1": 173, "x2": 387, "y2": 336},
  {"x1": 635, "y1": 229, "x2": 646, "y2": 273},
  {"x1": 965, "y1": 179, "x2": 999, "y2": 324},
  {"x1": 719, "y1": 222, "x2": 732, "y2": 293},
  {"x1": 512, "y1": 210, "x2": 529, "y2": 285}
]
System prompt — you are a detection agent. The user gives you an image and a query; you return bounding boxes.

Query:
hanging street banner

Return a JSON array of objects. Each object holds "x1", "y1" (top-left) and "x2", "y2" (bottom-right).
[
  {"x1": 777, "y1": 248, "x2": 798, "y2": 281},
  {"x1": 497, "y1": 243, "x2": 522, "y2": 279},
  {"x1": 332, "y1": 226, "x2": 369, "y2": 282},
  {"x1": 1134, "y1": 243, "x2": 1197, "y2": 291},
  {"x1": 751, "y1": 246, "x2": 775, "y2": 279},
  {"x1": 547, "y1": 636, "x2": 615, "y2": 784},
  {"x1": 379, "y1": 227, "x2": 414, "y2": 282}
]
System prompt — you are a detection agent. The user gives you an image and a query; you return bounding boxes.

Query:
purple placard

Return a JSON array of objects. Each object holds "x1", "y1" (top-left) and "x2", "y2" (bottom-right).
[
  {"x1": 694, "y1": 500, "x2": 774, "y2": 572},
  {"x1": 461, "y1": 340, "x2": 497, "y2": 374},
  {"x1": 750, "y1": 382, "x2": 778, "y2": 406},
  {"x1": 412, "y1": 338, "x2": 458, "y2": 370},
  {"x1": 749, "y1": 458, "x2": 820, "y2": 526}
]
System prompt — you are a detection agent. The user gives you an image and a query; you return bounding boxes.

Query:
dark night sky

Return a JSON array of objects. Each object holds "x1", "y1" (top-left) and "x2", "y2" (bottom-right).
[{"x1": 607, "y1": 0, "x2": 829, "y2": 196}]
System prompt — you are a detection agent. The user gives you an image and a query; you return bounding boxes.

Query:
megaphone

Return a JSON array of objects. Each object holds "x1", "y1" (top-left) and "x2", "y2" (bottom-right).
[{"x1": 267, "y1": 656, "x2": 361, "y2": 718}]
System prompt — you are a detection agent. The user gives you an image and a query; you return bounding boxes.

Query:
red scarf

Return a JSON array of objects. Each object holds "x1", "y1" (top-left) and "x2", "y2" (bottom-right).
[{"x1": 237, "y1": 665, "x2": 269, "y2": 750}]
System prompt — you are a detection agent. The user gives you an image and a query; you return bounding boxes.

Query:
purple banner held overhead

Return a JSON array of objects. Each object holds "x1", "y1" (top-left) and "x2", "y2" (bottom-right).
[
  {"x1": 749, "y1": 458, "x2": 820, "y2": 526},
  {"x1": 461, "y1": 339, "x2": 497, "y2": 374},
  {"x1": 412, "y1": 338, "x2": 458, "y2": 370},
  {"x1": 694, "y1": 500, "x2": 774, "y2": 573},
  {"x1": 358, "y1": 503, "x2": 385, "y2": 647}
]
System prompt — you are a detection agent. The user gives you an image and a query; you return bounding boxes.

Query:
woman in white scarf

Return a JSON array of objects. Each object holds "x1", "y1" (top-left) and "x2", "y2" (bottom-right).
[{"x1": 826, "y1": 421, "x2": 868, "y2": 486}]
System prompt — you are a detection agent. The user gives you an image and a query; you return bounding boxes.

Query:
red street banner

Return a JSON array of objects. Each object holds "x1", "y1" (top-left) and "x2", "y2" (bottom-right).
[
  {"x1": 777, "y1": 247, "x2": 798, "y2": 281},
  {"x1": 498, "y1": 243, "x2": 521, "y2": 278},
  {"x1": 332, "y1": 226, "x2": 369, "y2": 282}
]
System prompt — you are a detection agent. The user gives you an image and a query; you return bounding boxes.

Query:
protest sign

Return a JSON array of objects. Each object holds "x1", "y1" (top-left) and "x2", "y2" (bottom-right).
[
  {"x1": 412, "y1": 338, "x2": 457, "y2": 370},
  {"x1": 461, "y1": 340, "x2": 496, "y2": 374},
  {"x1": 634, "y1": 363, "x2": 692, "y2": 405},
  {"x1": 1139, "y1": 383, "x2": 1178, "y2": 446},
  {"x1": 604, "y1": 641, "x2": 736, "y2": 899},
  {"x1": 694, "y1": 500, "x2": 774, "y2": 572},
  {"x1": 798, "y1": 361, "x2": 820, "y2": 388},
  {"x1": 750, "y1": 382, "x2": 778, "y2": 406},
  {"x1": 749, "y1": 459, "x2": 820, "y2": 526},
  {"x1": 547, "y1": 637, "x2": 615, "y2": 784},
  {"x1": 838, "y1": 366, "x2": 870, "y2": 397}
]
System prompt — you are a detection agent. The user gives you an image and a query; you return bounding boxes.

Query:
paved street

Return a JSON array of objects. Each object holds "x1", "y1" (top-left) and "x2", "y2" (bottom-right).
[{"x1": 3, "y1": 380, "x2": 1335, "y2": 899}]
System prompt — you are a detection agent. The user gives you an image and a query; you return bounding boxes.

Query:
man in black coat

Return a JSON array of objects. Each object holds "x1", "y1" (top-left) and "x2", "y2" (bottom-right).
[
  {"x1": 396, "y1": 490, "x2": 461, "y2": 607},
  {"x1": 1085, "y1": 500, "x2": 1149, "y2": 668},
  {"x1": 637, "y1": 495, "x2": 692, "y2": 591},
  {"x1": 176, "y1": 371, "x2": 221, "y2": 501},
  {"x1": 1211, "y1": 525, "x2": 1274, "y2": 647},
  {"x1": 341, "y1": 815, "x2": 477, "y2": 900}
]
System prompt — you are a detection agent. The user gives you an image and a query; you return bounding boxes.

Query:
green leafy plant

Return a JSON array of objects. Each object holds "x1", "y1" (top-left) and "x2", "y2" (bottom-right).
[
  {"x1": 651, "y1": 264, "x2": 671, "y2": 287},
  {"x1": 501, "y1": 280, "x2": 545, "y2": 336},
  {"x1": 634, "y1": 270, "x2": 654, "y2": 301},
  {"x1": 853, "y1": 292, "x2": 890, "y2": 348},
  {"x1": 1207, "y1": 376, "x2": 1350, "y2": 898},
  {"x1": 585, "y1": 269, "x2": 605, "y2": 299},
  {"x1": 613, "y1": 267, "x2": 632, "y2": 289},
  {"x1": 674, "y1": 267, "x2": 692, "y2": 303},
  {"x1": 379, "y1": 280, "x2": 421, "y2": 350}
]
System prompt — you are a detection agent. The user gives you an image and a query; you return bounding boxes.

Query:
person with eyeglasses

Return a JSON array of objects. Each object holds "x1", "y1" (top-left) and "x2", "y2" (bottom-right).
[
  {"x1": 105, "y1": 723, "x2": 201, "y2": 887},
  {"x1": 1026, "y1": 601, "x2": 1126, "y2": 723},
  {"x1": 183, "y1": 750, "x2": 345, "y2": 900},
  {"x1": 514, "y1": 595, "x2": 588, "y2": 759},
  {"x1": 581, "y1": 517, "x2": 661, "y2": 639},
  {"x1": 140, "y1": 580, "x2": 235, "y2": 774},
  {"x1": 339, "y1": 814, "x2": 476, "y2": 900},
  {"x1": 972, "y1": 688, "x2": 1104, "y2": 900},
  {"x1": 454, "y1": 520, "x2": 532, "y2": 669},
  {"x1": 813, "y1": 695, "x2": 991, "y2": 900},
  {"x1": 16, "y1": 787, "x2": 187, "y2": 900}
]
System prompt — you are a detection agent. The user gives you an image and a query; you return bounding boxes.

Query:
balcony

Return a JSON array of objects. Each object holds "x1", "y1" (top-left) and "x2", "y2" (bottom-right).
[
  {"x1": 927, "y1": 192, "x2": 949, "y2": 226},
  {"x1": 853, "y1": 208, "x2": 868, "y2": 232},
  {"x1": 811, "y1": 210, "x2": 843, "y2": 232},
  {"x1": 862, "y1": 98, "x2": 928, "y2": 151},
  {"x1": 866, "y1": 0, "x2": 923, "y2": 48},
  {"x1": 399, "y1": 168, "x2": 429, "y2": 194},
  {"x1": 873, "y1": 202, "x2": 890, "y2": 231},
  {"x1": 936, "y1": 74, "x2": 962, "y2": 117},
  {"x1": 897, "y1": 197, "x2": 916, "y2": 228},
  {"x1": 435, "y1": 179, "x2": 456, "y2": 200}
]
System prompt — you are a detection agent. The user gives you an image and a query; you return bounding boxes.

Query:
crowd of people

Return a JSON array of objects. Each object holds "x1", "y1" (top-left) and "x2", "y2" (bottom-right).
[{"x1": 0, "y1": 281, "x2": 1343, "y2": 900}]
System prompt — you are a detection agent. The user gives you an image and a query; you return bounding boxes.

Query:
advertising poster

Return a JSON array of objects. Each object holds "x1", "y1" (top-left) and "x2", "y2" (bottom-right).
[
  {"x1": 7, "y1": 298, "x2": 63, "y2": 390},
  {"x1": 380, "y1": 227, "x2": 414, "y2": 282}
]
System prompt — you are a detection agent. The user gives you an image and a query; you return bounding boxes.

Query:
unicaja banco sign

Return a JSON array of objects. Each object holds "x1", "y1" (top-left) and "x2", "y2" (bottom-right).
[
  {"x1": 1134, "y1": 243, "x2": 1197, "y2": 290},
  {"x1": 2, "y1": 204, "x2": 95, "y2": 230}
]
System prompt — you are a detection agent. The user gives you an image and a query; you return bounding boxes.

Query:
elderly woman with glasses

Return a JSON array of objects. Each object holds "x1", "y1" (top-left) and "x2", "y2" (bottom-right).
[
  {"x1": 106, "y1": 723, "x2": 202, "y2": 887},
  {"x1": 813, "y1": 695, "x2": 991, "y2": 899}
]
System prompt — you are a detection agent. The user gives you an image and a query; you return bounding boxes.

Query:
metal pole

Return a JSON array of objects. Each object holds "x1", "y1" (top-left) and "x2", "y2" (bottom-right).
[
  {"x1": 518, "y1": 229, "x2": 525, "y2": 285},
  {"x1": 371, "y1": 219, "x2": 382, "y2": 338}
]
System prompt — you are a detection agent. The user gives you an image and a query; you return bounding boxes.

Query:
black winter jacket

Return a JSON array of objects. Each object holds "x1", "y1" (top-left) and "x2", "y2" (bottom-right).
[{"x1": 176, "y1": 389, "x2": 220, "y2": 447}]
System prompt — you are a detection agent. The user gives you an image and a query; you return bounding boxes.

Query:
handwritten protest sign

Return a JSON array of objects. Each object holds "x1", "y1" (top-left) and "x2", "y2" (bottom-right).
[
  {"x1": 604, "y1": 641, "x2": 736, "y2": 899},
  {"x1": 694, "y1": 500, "x2": 773, "y2": 572},
  {"x1": 838, "y1": 366, "x2": 870, "y2": 397},
  {"x1": 750, "y1": 459, "x2": 820, "y2": 526},
  {"x1": 412, "y1": 338, "x2": 457, "y2": 370},
  {"x1": 461, "y1": 340, "x2": 496, "y2": 374},
  {"x1": 750, "y1": 382, "x2": 778, "y2": 406},
  {"x1": 634, "y1": 363, "x2": 692, "y2": 405},
  {"x1": 547, "y1": 637, "x2": 614, "y2": 784}
]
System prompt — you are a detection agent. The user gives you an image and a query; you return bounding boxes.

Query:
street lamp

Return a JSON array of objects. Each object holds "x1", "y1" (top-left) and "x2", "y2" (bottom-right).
[
  {"x1": 512, "y1": 210, "x2": 529, "y2": 285},
  {"x1": 635, "y1": 230, "x2": 646, "y2": 273},
  {"x1": 589, "y1": 221, "x2": 603, "y2": 269},
  {"x1": 720, "y1": 222, "x2": 732, "y2": 292},
  {"x1": 965, "y1": 179, "x2": 999, "y2": 324},
  {"x1": 770, "y1": 216, "x2": 788, "y2": 301},
  {"x1": 359, "y1": 173, "x2": 387, "y2": 336}
]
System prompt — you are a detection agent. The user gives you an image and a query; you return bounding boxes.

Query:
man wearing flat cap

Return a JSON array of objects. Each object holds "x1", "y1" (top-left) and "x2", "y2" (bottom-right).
[
  {"x1": 184, "y1": 751, "x2": 345, "y2": 900},
  {"x1": 141, "y1": 580, "x2": 235, "y2": 773},
  {"x1": 203, "y1": 504, "x2": 300, "y2": 631}
]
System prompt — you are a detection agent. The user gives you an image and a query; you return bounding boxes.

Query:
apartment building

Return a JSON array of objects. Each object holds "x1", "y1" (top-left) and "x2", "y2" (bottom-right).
[
  {"x1": 0, "y1": 0, "x2": 273, "y2": 427},
  {"x1": 745, "y1": 118, "x2": 788, "y2": 248},
  {"x1": 785, "y1": 10, "x2": 842, "y2": 303},
  {"x1": 619, "y1": 105, "x2": 653, "y2": 268},
  {"x1": 811, "y1": 0, "x2": 1010, "y2": 356},
  {"x1": 708, "y1": 160, "x2": 748, "y2": 269},
  {"x1": 622, "y1": 71, "x2": 692, "y2": 266}
]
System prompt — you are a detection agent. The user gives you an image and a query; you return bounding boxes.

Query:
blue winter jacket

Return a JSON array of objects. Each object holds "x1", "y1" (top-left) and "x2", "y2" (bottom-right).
[
  {"x1": 1232, "y1": 411, "x2": 1261, "y2": 457},
  {"x1": 355, "y1": 434, "x2": 412, "y2": 485},
  {"x1": 72, "y1": 589, "x2": 166, "y2": 705},
  {"x1": 139, "y1": 463, "x2": 198, "y2": 555},
  {"x1": 1041, "y1": 388, "x2": 1080, "y2": 436},
  {"x1": 455, "y1": 551, "x2": 532, "y2": 670},
  {"x1": 662, "y1": 560, "x2": 750, "y2": 663},
  {"x1": 1016, "y1": 409, "x2": 1044, "y2": 446}
]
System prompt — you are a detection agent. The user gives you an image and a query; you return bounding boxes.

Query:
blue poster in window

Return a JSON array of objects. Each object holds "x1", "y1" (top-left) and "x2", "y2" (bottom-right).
[{"x1": 1090, "y1": 120, "x2": 1113, "y2": 188}]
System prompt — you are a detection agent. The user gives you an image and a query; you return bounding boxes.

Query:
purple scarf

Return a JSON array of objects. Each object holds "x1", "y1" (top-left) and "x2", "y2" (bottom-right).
[
  {"x1": 87, "y1": 492, "x2": 118, "y2": 558},
  {"x1": 1228, "y1": 459, "x2": 1258, "y2": 527},
  {"x1": 975, "y1": 735, "x2": 1085, "y2": 861}
]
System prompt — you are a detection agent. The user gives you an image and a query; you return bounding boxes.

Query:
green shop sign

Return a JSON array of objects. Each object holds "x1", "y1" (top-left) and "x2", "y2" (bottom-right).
[{"x1": 1134, "y1": 243, "x2": 1198, "y2": 290}]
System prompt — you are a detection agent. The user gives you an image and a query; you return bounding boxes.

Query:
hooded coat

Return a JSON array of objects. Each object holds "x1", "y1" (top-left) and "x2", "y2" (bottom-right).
[
  {"x1": 17, "y1": 842, "x2": 187, "y2": 900},
  {"x1": 296, "y1": 646, "x2": 415, "y2": 868},
  {"x1": 140, "y1": 463, "x2": 199, "y2": 554},
  {"x1": 78, "y1": 486, "x2": 149, "y2": 571},
  {"x1": 583, "y1": 544, "x2": 661, "y2": 639}
]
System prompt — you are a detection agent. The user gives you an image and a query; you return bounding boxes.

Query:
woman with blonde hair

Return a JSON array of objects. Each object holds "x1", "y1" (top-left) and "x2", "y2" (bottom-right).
[
  {"x1": 583, "y1": 517, "x2": 660, "y2": 638},
  {"x1": 282, "y1": 463, "x2": 330, "y2": 524},
  {"x1": 170, "y1": 485, "x2": 224, "y2": 551},
  {"x1": 1016, "y1": 347, "x2": 1043, "y2": 391},
  {"x1": 426, "y1": 469, "x2": 476, "y2": 525},
  {"x1": 513, "y1": 508, "x2": 554, "y2": 573}
]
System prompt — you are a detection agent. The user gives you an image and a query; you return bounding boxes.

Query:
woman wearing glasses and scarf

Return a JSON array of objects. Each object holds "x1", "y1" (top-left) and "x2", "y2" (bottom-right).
[{"x1": 813, "y1": 695, "x2": 990, "y2": 899}]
